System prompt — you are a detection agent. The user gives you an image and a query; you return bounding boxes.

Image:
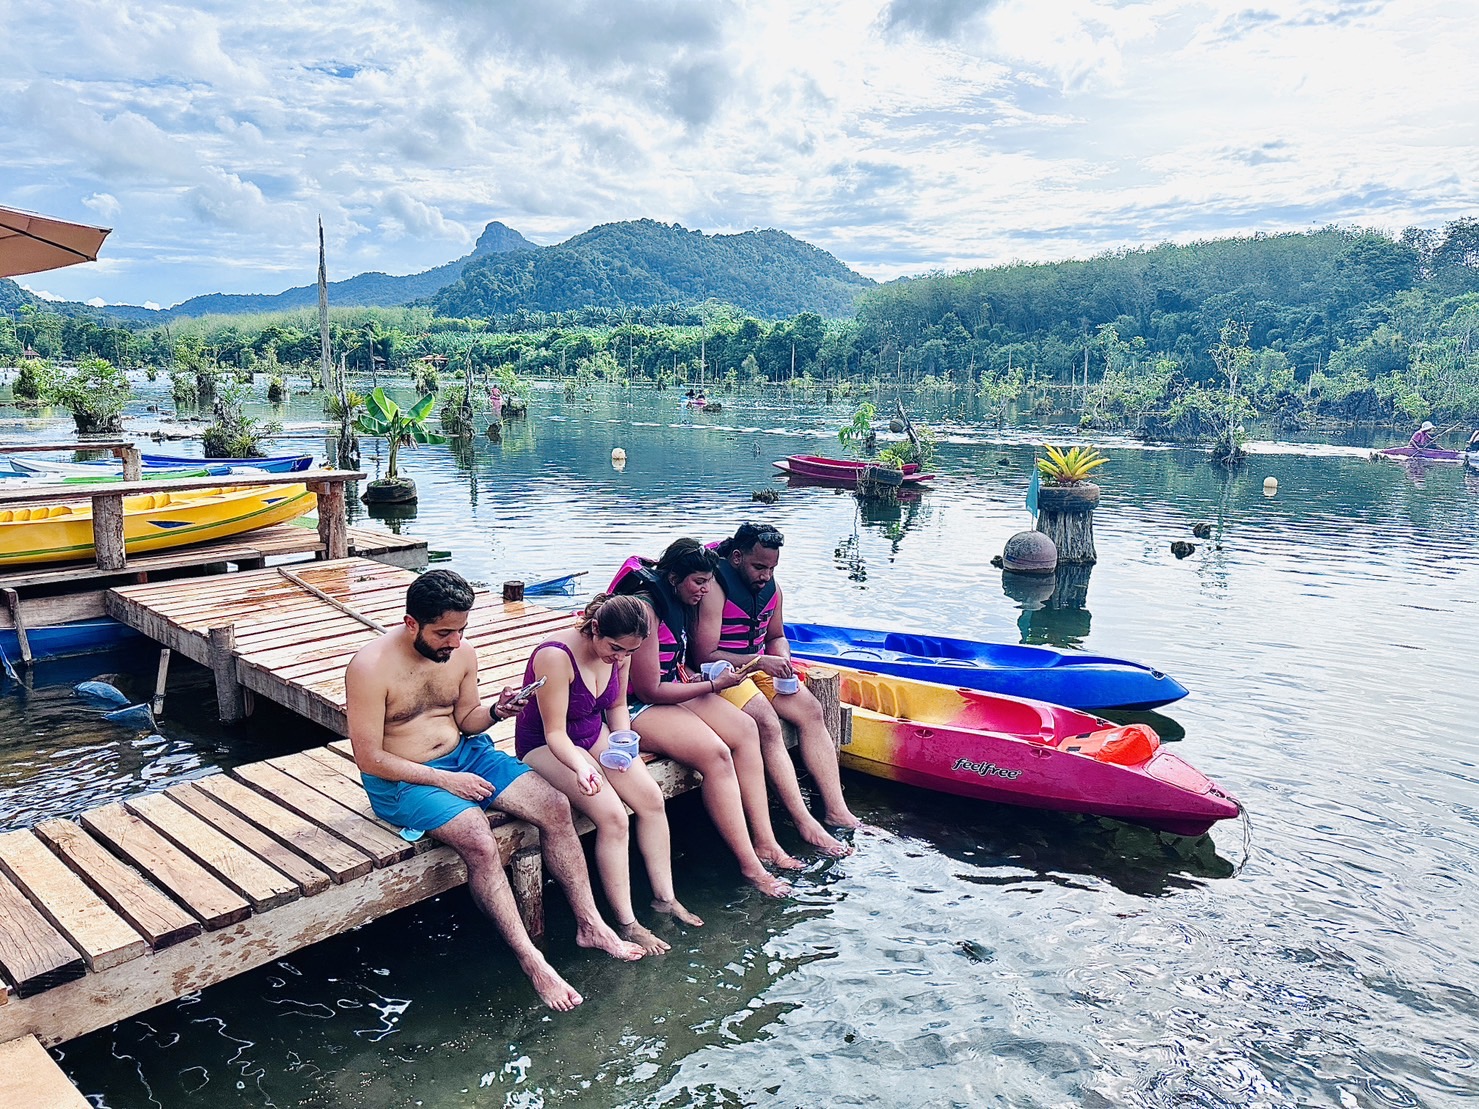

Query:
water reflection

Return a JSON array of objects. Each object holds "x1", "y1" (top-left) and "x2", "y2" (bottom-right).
[{"x1": 1003, "y1": 564, "x2": 1094, "y2": 646}]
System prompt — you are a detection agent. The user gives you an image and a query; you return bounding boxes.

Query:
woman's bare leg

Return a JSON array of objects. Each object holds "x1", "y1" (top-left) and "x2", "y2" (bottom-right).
[
  {"x1": 684, "y1": 694, "x2": 802, "y2": 869},
  {"x1": 633, "y1": 705, "x2": 790, "y2": 897}
]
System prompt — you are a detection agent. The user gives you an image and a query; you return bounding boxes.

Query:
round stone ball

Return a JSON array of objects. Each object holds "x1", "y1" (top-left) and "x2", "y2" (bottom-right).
[{"x1": 1003, "y1": 530, "x2": 1058, "y2": 574}]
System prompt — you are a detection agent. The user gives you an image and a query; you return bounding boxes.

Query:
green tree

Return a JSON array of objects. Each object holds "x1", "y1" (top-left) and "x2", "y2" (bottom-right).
[
  {"x1": 45, "y1": 357, "x2": 131, "y2": 433},
  {"x1": 355, "y1": 388, "x2": 445, "y2": 480}
]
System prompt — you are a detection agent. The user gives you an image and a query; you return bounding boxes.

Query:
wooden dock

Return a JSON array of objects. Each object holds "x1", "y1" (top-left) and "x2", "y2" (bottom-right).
[{"x1": 0, "y1": 558, "x2": 839, "y2": 1101}]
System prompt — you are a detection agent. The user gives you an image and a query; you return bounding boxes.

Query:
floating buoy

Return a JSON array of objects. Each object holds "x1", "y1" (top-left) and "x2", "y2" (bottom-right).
[
  {"x1": 611, "y1": 448, "x2": 627, "y2": 462},
  {"x1": 1003, "y1": 530, "x2": 1057, "y2": 574},
  {"x1": 1263, "y1": 476, "x2": 1278, "y2": 497}
]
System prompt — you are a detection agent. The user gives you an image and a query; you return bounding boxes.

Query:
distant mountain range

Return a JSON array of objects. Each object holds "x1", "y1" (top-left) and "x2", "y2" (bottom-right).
[{"x1": 0, "y1": 219, "x2": 873, "y2": 324}]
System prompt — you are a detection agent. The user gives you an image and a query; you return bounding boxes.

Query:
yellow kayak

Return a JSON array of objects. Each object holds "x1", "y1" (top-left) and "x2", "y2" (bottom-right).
[{"x1": 0, "y1": 484, "x2": 317, "y2": 567}]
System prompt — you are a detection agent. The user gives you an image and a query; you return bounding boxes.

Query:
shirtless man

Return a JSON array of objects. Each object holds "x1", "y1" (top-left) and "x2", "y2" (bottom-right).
[
  {"x1": 695, "y1": 523, "x2": 861, "y2": 850},
  {"x1": 346, "y1": 569, "x2": 642, "y2": 1012}
]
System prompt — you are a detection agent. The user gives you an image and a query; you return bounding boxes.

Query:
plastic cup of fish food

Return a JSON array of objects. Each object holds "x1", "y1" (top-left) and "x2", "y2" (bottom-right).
[
  {"x1": 773, "y1": 675, "x2": 801, "y2": 695},
  {"x1": 700, "y1": 661, "x2": 734, "y2": 681},
  {"x1": 600, "y1": 729, "x2": 641, "y2": 771}
]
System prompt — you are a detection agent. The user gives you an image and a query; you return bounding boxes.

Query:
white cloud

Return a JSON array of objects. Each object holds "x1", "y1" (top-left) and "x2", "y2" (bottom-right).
[{"x1": 1, "y1": 0, "x2": 1473, "y2": 306}]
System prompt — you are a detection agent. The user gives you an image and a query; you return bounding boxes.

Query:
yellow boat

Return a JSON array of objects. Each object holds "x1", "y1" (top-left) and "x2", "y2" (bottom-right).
[{"x1": 0, "y1": 484, "x2": 317, "y2": 567}]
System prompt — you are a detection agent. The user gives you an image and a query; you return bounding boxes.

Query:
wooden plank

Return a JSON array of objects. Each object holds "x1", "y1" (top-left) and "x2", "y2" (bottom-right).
[
  {"x1": 30, "y1": 821, "x2": 200, "y2": 950},
  {"x1": 232, "y1": 764, "x2": 414, "y2": 866},
  {"x1": 0, "y1": 832, "x2": 148, "y2": 972},
  {"x1": 0, "y1": 825, "x2": 533, "y2": 1049},
  {"x1": 0, "y1": 873, "x2": 86, "y2": 998},
  {"x1": 0, "y1": 1034, "x2": 90, "y2": 1108},
  {"x1": 124, "y1": 793, "x2": 299, "y2": 912},
  {"x1": 0, "y1": 468, "x2": 364, "y2": 507},
  {"x1": 188, "y1": 777, "x2": 375, "y2": 882},
  {"x1": 166, "y1": 786, "x2": 332, "y2": 897},
  {"x1": 267, "y1": 753, "x2": 442, "y2": 856},
  {"x1": 78, "y1": 805, "x2": 251, "y2": 931}
]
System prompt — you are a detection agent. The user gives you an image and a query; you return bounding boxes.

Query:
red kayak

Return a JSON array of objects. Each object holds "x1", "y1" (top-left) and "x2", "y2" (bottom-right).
[
  {"x1": 772, "y1": 455, "x2": 936, "y2": 486},
  {"x1": 1376, "y1": 446, "x2": 1465, "y2": 463}
]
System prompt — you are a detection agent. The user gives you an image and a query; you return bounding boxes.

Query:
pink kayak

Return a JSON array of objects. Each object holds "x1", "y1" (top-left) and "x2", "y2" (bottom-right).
[{"x1": 821, "y1": 662, "x2": 1241, "y2": 837}]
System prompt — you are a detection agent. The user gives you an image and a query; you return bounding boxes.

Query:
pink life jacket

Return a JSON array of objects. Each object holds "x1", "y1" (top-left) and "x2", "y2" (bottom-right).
[{"x1": 608, "y1": 556, "x2": 689, "y2": 681}]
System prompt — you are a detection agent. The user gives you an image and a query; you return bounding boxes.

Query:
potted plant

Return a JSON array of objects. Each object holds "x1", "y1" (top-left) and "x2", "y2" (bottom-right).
[
  {"x1": 1034, "y1": 444, "x2": 1107, "y2": 563},
  {"x1": 354, "y1": 387, "x2": 445, "y2": 504}
]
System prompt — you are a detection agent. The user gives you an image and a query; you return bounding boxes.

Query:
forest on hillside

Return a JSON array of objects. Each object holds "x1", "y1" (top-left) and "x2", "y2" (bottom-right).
[{"x1": 4, "y1": 221, "x2": 1478, "y2": 440}]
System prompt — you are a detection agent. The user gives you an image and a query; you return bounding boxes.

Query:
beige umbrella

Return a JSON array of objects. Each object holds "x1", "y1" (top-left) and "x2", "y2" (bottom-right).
[{"x1": 0, "y1": 204, "x2": 111, "y2": 278}]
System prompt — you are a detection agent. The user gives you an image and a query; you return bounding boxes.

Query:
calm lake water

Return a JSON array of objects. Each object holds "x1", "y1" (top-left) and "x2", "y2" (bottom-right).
[{"x1": 3, "y1": 380, "x2": 1477, "y2": 1107}]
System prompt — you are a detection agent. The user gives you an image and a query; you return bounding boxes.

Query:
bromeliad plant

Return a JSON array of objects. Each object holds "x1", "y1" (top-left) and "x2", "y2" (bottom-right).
[
  {"x1": 1036, "y1": 444, "x2": 1108, "y2": 485},
  {"x1": 354, "y1": 387, "x2": 445, "y2": 480}
]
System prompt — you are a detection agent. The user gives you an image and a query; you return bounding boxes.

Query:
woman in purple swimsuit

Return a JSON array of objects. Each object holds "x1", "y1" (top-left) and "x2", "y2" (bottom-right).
[{"x1": 515, "y1": 593, "x2": 702, "y2": 954}]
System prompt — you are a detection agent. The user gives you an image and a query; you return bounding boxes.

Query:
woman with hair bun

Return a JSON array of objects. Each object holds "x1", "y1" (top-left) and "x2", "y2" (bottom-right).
[{"x1": 515, "y1": 592, "x2": 701, "y2": 954}]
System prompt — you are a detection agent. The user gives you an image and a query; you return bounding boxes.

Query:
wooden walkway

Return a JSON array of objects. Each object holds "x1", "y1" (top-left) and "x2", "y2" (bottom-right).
[
  {"x1": 0, "y1": 560, "x2": 706, "y2": 1048},
  {"x1": 104, "y1": 558, "x2": 567, "y2": 731}
]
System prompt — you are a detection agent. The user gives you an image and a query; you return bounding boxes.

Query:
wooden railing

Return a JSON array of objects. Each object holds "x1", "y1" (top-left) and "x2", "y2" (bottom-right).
[
  {"x1": 0, "y1": 441, "x2": 141, "y2": 479},
  {"x1": 0, "y1": 469, "x2": 365, "y2": 571}
]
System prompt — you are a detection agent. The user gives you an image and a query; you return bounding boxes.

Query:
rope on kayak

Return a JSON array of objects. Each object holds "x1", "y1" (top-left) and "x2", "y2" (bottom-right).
[{"x1": 1230, "y1": 801, "x2": 1253, "y2": 878}]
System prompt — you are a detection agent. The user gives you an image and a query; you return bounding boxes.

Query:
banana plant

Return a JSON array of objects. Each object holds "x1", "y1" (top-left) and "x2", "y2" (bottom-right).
[{"x1": 354, "y1": 387, "x2": 445, "y2": 479}]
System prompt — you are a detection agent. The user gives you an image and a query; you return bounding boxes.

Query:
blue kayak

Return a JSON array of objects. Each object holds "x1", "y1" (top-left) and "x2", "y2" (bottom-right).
[
  {"x1": 1, "y1": 618, "x2": 143, "y2": 663},
  {"x1": 785, "y1": 622, "x2": 1188, "y2": 711},
  {"x1": 140, "y1": 452, "x2": 313, "y2": 473}
]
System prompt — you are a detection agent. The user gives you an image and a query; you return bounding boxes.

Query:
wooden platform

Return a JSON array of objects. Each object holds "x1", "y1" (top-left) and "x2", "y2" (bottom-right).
[
  {"x1": 0, "y1": 525, "x2": 427, "y2": 631},
  {"x1": 105, "y1": 558, "x2": 552, "y2": 732}
]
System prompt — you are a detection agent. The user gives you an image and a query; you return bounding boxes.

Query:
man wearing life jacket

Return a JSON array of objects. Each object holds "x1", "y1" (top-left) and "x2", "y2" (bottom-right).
[{"x1": 695, "y1": 523, "x2": 860, "y2": 851}]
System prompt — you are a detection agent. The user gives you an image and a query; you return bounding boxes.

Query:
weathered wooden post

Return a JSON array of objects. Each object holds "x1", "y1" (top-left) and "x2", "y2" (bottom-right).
[
  {"x1": 502, "y1": 580, "x2": 525, "y2": 603},
  {"x1": 1035, "y1": 482, "x2": 1099, "y2": 564},
  {"x1": 308, "y1": 477, "x2": 349, "y2": 560},
  {"x1": 208, "y1": 624, "x2": 245, "y2": 724},
  {"x1": 117, "y1": 446, "x2": 141, "y2": 482},
  {"x1": 92, "y1": 491, "x2": 128, "y2": 572},
  {"x1": 806, "y1": 666, "x2": 844, "y2": 749},
  {"x1": 510, "y1": 846, "x2": 544, "y2": 939}
]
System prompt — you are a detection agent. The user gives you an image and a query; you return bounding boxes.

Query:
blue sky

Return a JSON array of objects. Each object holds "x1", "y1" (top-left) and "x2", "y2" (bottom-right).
[{"x1": 3, "y1": 0, "x2": 1473, "y2": 309}]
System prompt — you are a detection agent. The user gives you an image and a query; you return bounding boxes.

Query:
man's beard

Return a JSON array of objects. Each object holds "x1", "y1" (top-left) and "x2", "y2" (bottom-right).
[{"x1": 413, "y1": 631, "x2": 454, "y2": 662}]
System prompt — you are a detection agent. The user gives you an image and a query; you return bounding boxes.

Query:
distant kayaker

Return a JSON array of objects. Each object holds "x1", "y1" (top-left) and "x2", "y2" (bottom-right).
[
  {"x1": 1409, "y1": 421, "x2": 1440, "y2": 449},
  {"x1": 345, "y1": 570, "x2": 643, "y2": 1012},
  {"x1": 696, "y1": 523, "x2": 860, "y2": 852}
]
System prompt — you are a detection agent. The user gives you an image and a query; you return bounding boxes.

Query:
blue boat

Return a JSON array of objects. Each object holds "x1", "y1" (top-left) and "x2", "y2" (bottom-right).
[
  {"x1": 784, "y1": 622, "x2": 1189, "y2": 711},
  {"x1": 0, "y1": 618, "x2": 143, "y2": 663},
  {"x1": 140, "y1": 452, "x2": 314, "y2": 473}
]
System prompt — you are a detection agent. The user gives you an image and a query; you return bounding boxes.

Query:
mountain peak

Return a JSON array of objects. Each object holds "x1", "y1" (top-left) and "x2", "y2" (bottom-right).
[{"x1": 473, "y1": 221, "x2": 537, "y2": 256}]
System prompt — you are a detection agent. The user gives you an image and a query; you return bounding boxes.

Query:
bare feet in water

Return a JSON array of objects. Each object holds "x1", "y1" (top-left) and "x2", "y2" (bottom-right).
[
  {"x1": 518, "y1": 951, "x2": 583, "y2": 1011},
  {"x1": 618, "y1": 919, "x2": 671, "y2": 956},
  {"x1": 756, "y1": 842, "x2": 805, "y2": 870},
  {"x1": 743, "y1": 868, "x2": 793, "y2": 898},
  {"x1": 797, "y1": 816, "x2": 854, "y2": 857},
  {"x1": 652, "y1": 897, "x2": 704, "y2": 927},
  {"x1": 575, "y1": 920, "x2": 645, "y2": 962},
  {"x1": 824, "y1": 805, "x2": 864, "y2": 830}
]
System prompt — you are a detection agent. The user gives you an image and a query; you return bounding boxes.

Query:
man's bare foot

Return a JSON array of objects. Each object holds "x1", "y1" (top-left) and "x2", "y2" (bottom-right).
[
  {"x1": 742, "y1": 869, "x2": 792, "y2": 897},
  {"x1": 797, "y1": 817, "x2": 854, "y2": 857},
  {"x1": 618, "y1": 919, "x2": 671, "y2": 956},
  {"x1": 518, "y1": 952, "x2": 583, "y2": 1011},
  {"x1": 575, "y1": 921, "x2": 645, "y2": 961},
  {"x1": 652, "y1": 897, "x2": 704, "y2": 927},
  {"x1": 756, "y1": 842, "x2": 804, "y2": 870},
  {"x1": 824, "y1": 806, "x2": 865, "y2": 830}
]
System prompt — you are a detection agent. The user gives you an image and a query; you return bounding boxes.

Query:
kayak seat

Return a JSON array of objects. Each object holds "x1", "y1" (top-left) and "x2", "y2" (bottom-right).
[{"x1": 1060, "y1": 724, "x2": 1159, "y2": 766}]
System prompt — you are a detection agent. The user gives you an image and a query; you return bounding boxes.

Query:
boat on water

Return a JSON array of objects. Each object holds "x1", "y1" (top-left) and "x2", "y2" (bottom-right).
[
  {"x1": 140, "y1": 451, "x2": 314, "y2": 473},
  {"x1": 772, "y1": 455, "x2": 936, "y2": 487},
  {"x1": 0, "y1": 483, "x2": 316, "y2": 567},
  {"x1": 816, "y1": 662, "x2": 1239, "y2": 836},
  {"x1": 786, "y1": 622, "x2": 1187, "y2": 710},
  {"x1": 1375, "y1": 446, "x2": 1469, "y2": 463},
  {"x1": 6, "y1": 456, "x2": 218, "y2": 482},
  {"x1": 0, "y1": 618, "x2": 142, "y2": 662}
]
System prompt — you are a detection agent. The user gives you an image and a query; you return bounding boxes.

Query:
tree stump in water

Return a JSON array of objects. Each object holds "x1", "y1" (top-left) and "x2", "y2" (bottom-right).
[{"x1": 1035, "y1": 482, "x2": 1099, "y2": 564}]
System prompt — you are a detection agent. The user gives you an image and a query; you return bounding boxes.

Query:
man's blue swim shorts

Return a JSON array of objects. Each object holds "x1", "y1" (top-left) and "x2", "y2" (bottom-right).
[{"x1": 361, "y1": 733, "x2": 531, "y2": 837}]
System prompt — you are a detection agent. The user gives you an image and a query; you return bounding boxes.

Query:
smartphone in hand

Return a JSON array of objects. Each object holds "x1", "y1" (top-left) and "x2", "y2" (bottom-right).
[{"x1": 515, "y1": 675, "x2": 548, "y2": 701}]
